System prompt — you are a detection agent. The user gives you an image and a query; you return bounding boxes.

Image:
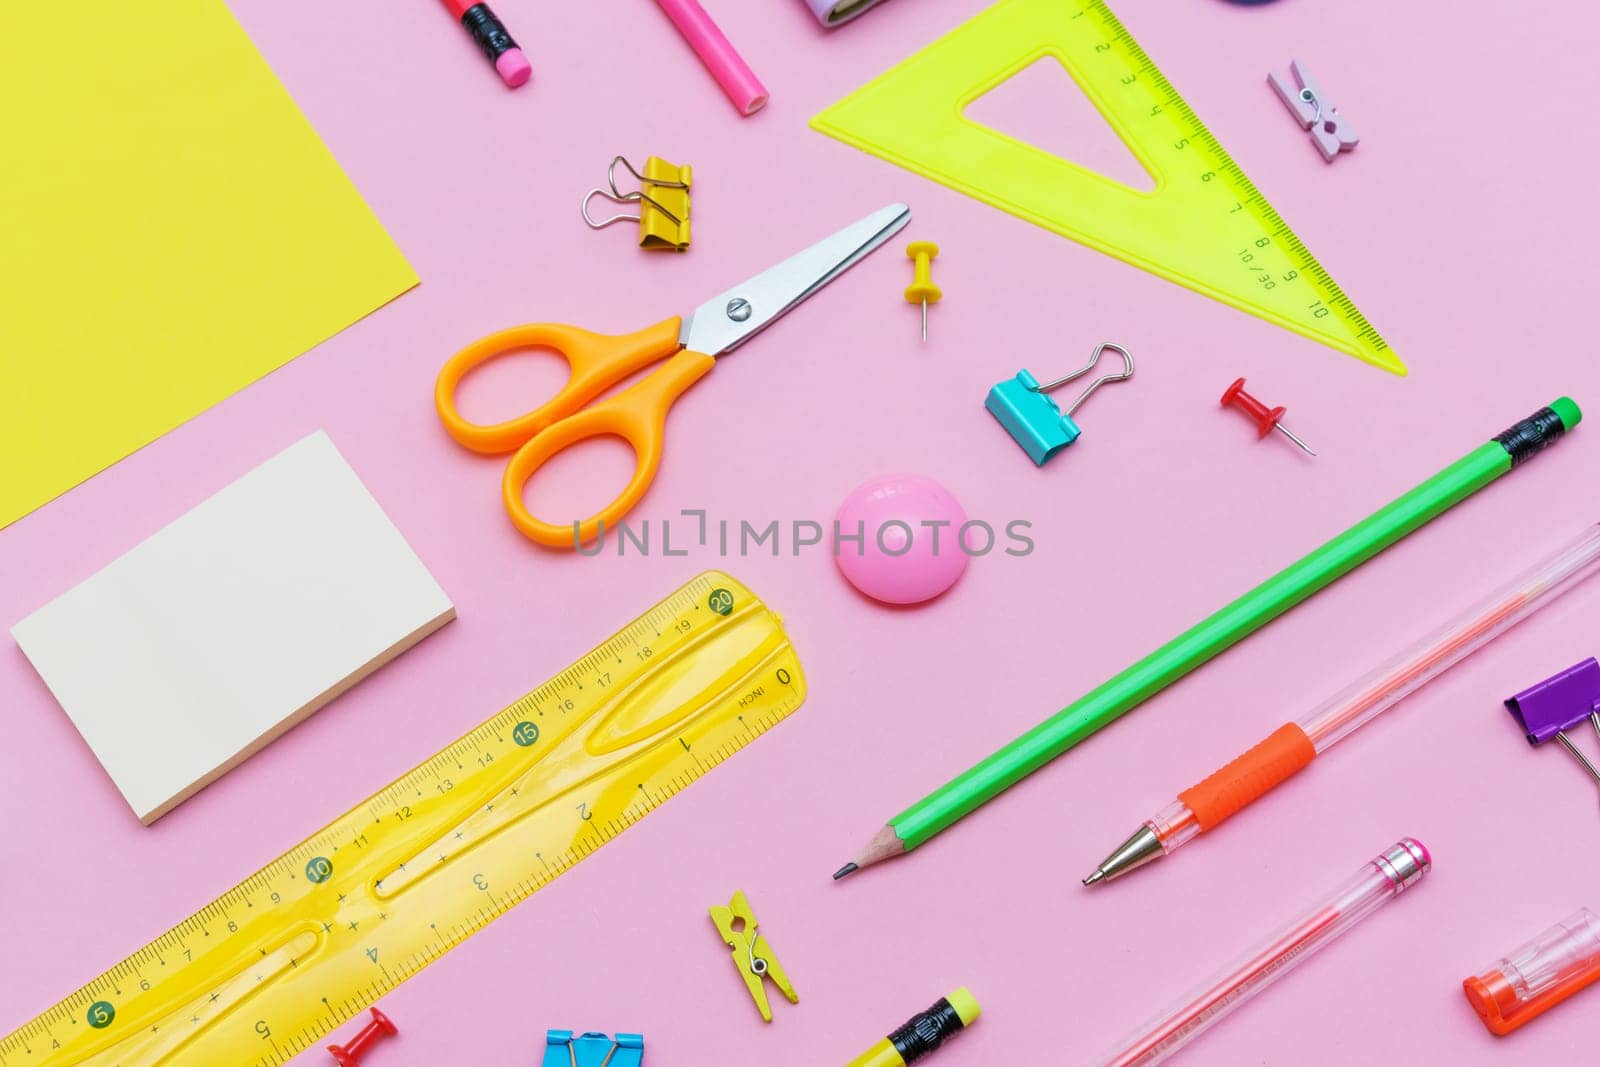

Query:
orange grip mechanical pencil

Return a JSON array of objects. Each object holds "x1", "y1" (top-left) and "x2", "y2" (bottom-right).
[{"x1": 1086, "y1": 524, "x2": 1600, "y2": 886}]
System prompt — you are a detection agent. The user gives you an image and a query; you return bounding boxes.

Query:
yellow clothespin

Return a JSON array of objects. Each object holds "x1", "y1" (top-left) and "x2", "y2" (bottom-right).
[
  {"x1": 708, "y1": 890, "x2": 797, "y2": 1022},
  {"x1": 580, "y1": 155, "x2": 692, "y2": 251}
]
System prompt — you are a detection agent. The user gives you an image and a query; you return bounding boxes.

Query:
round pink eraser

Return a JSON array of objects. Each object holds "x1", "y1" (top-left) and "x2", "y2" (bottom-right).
[
  {"x1": 496, "y1": 48, "x2": 532, "y2": 89},
  {"x1": 834, "y1": 473, "x2": 969, "y2": 605}
]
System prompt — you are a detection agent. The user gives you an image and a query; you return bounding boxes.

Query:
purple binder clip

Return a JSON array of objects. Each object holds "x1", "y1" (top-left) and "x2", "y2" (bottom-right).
[{"x1": 1505, "y1": 658, "x2": 1600, "y2": 793}]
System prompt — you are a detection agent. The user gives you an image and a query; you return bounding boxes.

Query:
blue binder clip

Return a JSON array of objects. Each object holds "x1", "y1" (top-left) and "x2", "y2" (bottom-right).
[
  {"x1": 985, "y1": 342, "x2": 1135, "y2": 465},
  {"x1": 541, "y1": 1030, "x2": 644, "y2": 1067}
]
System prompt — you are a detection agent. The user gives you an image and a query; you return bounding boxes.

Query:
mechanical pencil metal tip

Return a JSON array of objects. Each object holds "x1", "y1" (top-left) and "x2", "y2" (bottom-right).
[
  {"x1": 833, "y1": 862, "x2": 859, "y2": 880},
  {"x1": 1090, "y1": 824, "x2": 1168, "y2": 885}
]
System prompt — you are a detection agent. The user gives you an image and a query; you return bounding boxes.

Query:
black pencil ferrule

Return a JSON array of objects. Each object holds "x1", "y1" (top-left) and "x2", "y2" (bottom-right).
[
  {"x1": 460, "y1": 3, "x2": 518, "y2": 61},
  {"x1": 888, "y1": 997, "x2": 966, "y2": 1062},
  {"x1": 1494, "y1": 406, "x2": 1567, "y2": 468}
]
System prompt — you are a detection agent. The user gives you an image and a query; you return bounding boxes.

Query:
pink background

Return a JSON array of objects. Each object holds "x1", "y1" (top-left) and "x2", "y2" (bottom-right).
[{"x1": 3, "y1": 1, "x2": 1599, "y2": 1064}]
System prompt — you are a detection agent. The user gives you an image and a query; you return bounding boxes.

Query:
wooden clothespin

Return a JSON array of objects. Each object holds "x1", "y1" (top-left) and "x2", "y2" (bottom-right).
[
  {"x1": 580, "y1": 155, "x2": 692, "y2": 251},
  {"x1": 708, "y1": 890, "x2": 798, "y2": 1022},
  {"x1": 1268, "y1": 60, "x2": 1358, "y2": 162}
]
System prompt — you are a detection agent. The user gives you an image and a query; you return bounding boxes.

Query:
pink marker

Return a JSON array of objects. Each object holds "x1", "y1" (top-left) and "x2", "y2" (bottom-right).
[
  {"x1": 652, "y1": 0, "x2": 768, "y2": 116},
  {"x1": 442, "y1": 0, "x2": 532, "y2": 89}
]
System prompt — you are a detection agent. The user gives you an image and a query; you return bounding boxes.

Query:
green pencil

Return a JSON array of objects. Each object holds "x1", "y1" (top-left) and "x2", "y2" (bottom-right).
[{"x1": 834, "y1": 399, "x2": 1583, "y2": 879}]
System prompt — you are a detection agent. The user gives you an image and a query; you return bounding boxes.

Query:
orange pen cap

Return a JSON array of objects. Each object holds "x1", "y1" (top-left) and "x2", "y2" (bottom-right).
[{"x1": 1463, "y1": 908, "x2": 1600, "y2": 1035}]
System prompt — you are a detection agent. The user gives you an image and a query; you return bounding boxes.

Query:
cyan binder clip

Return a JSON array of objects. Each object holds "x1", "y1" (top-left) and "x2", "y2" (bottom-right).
[
  {"x1": 541, "y1": 1030, "x2": 643, "y2": 1067},
  {"x1": 1505, "y1": 657, "x2": 1600, "y2": 796},
  {"x1": 985, "y1": 342, "x2": 1134, "y2": 465}
]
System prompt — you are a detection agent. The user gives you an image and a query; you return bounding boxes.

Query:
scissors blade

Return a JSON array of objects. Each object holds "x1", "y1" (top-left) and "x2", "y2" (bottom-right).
[{"x1": 680, "y1": 203, "x2": 911, "y2": 355}]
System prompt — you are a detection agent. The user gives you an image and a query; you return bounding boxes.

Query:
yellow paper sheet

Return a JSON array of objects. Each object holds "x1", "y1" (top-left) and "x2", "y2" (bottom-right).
[{"x1": 0, "y1": 1, "x2": 418, "y2": 529}]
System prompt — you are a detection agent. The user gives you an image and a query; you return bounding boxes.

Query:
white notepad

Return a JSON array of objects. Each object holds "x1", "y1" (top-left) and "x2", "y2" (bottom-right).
[{"x1": 12, "y1": 431, "x2": 455, "y2": 823}]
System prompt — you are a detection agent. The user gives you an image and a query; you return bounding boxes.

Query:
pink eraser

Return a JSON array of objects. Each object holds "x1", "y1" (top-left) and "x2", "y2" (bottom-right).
[
  {"x1": 495, "y1": 48, "x2": 532, "y2": 89},
  {"x1": 833, "y1": 473, "x2": 970, "y2": 606}
]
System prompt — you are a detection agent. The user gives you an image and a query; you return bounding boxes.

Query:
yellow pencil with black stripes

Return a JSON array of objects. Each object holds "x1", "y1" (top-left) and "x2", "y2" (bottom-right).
[{"x1": 847, "y1": 988, "x2": 981, "y2": 1066}]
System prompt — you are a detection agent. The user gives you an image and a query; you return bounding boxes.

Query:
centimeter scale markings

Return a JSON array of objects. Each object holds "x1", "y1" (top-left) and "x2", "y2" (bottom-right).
[
  {"x1": 2, "y1": 571, "x2": 805, "y2": 1067},
  {"x1": 812, "y1": 0, "x2": 1400, "y2": 373},
  {"x1": 1093, "y1": 3, "x2": 1392, "y2": 367}
]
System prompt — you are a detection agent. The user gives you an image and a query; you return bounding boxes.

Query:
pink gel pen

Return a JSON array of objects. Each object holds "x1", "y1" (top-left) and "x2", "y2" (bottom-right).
[{"x1": 1097, "y1": 838, "x2": 1430, "y2": 1066}]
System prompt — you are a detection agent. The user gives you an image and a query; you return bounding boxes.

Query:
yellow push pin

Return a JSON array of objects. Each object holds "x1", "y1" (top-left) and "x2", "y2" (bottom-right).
[{"x1": 904, "y1": 241, "x2": 942, "y2": 342}]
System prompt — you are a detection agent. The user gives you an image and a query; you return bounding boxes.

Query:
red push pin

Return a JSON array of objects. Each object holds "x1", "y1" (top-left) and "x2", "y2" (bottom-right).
[
  {"x1": 328, "y1": 1007, "x2": 397, "y2": 1066},
  {"x1": 1220, "y1": 377, "x2": 1317, "y2": 456}
]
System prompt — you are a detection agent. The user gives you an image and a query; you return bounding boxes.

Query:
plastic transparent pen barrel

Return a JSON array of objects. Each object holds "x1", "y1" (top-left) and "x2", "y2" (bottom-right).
[
  {"x1": 1141, "y1": 523, "x2": 1600, "y2": 858},
  {"x1": 1097, "y1": 839, "x2": 1429, "y2": 1067},
  {"x1": 1464, "y1": 908, "x2": 1600, "y2": 1034}
]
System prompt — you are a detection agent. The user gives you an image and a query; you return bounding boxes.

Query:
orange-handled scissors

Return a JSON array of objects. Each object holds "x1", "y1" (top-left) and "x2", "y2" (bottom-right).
[{"x1": 436, "y1": 203, "x2": 910, "y2": 548}]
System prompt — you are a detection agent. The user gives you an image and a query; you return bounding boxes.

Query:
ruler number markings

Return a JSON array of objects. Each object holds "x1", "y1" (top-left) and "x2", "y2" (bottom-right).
[{"x1": 7, "y1": 575, "x2": 803, "y2": 1064}]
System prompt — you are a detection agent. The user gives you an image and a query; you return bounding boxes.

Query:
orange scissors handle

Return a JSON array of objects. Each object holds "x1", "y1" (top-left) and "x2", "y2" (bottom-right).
[
  {"x1": 434, "y1": 318, "x2": 686, "y2": 454},
  {"x1": 503, "y1": 346, "x2": 715, "y2": 547}
]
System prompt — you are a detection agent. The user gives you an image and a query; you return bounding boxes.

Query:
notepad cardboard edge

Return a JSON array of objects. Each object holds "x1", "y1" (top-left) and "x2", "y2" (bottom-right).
[{"x1": 132, "y1": 603, "x2": 456, "y2": 825}]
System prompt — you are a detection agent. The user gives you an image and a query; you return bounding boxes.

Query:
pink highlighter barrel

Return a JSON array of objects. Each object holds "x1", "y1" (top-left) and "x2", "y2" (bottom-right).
[
  {"x1": 442, "y1": 0, "x2": 532, "y2": 88},
  {"x1": 651, "y1": 0, "x2": 769, "y2": 116}
]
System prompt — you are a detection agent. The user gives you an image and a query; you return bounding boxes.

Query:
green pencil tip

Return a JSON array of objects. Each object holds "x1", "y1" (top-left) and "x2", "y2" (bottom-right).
[
  {"x1": 833, "y1": 862, "x2": 859, "y2": 881},
  {"x1": 1552, "y1": 397, "x2": 1582, "y2": 430}
]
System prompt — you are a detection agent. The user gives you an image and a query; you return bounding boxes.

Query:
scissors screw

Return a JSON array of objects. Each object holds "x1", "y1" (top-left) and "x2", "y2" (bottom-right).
[{"x1": 726, "y1": 298, "x2": 753, "y2": 322}]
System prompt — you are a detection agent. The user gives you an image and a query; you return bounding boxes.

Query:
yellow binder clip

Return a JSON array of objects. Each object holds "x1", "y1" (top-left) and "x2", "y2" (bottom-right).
[
  {"x1": 709, "y1": 890, "x2": 798, "y2": 1022},
  {"x1": 581, "y1": 155, "x2": 692, "y2": 251}
]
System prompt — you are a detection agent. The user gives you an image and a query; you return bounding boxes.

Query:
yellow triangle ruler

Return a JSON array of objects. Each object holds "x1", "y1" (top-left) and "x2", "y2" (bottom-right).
[
  {"x1": 812, "y1": 0, "x2": 1403, "y2": 374},
  {"x1": 1, "y1": 571, "x2": 805, "y2": 1067}
]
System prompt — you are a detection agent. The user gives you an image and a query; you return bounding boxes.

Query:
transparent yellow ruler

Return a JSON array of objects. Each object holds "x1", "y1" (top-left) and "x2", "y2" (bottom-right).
[
  {"x1": 812, "y1": 0, "x2": 1402, "y2": 374},
  {"x1": 1, "y1": 571, "x2": 805, "y2": 1066}
]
